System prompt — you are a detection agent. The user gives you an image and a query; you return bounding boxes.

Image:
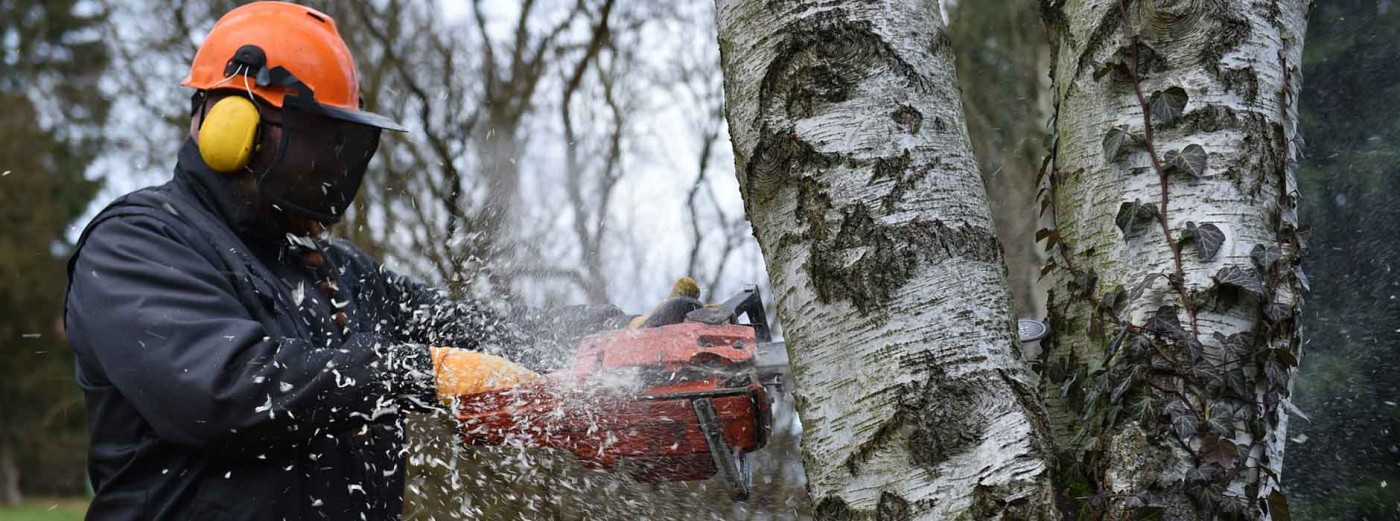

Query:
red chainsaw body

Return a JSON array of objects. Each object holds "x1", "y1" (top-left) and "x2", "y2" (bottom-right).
[{"x1": 455, "y1": 322, "x2": 772, "y2": 484}]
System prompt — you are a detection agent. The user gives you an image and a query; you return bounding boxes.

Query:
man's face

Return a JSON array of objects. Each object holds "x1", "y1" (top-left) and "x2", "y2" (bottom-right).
[{"x1": 195, "y1": 91, "x2": 381, "y2": 224}]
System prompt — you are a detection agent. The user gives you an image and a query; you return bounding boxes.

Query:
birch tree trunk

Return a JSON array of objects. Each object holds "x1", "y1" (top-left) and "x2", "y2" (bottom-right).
[
  {"x1": 1038, "y1": 0, "x2": 1309, "y2": 518},
  {"x1": 715, "y1": 1, "x2": 1054, "y2": 518}
]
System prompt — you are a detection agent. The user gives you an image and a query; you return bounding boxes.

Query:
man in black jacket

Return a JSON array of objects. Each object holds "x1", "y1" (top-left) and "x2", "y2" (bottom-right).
[{"x1": 63, "y1": 3, "x2": 625, "y2": 519}]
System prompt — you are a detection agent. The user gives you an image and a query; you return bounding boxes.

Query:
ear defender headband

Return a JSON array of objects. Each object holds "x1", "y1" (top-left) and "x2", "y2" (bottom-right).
[
  {"x1": 194, "y1": 45, "x2": 317, "y2": 175},
  {"x1": 194, "y1": 45, "x2": 270, "y2": 174}
]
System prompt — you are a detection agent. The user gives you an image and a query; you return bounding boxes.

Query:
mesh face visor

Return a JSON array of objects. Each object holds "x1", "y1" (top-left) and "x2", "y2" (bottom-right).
[{"x1": 259, "y1": 96, "x2": 382, "y2": 223}]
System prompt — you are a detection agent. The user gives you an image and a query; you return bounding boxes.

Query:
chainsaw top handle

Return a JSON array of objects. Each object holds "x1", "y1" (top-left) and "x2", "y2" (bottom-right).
[{"x1": 683, "y1": 286, "x2": 771, "y2": 343}]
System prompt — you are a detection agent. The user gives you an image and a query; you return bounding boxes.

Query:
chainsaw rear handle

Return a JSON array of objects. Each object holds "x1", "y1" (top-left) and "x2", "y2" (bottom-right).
[{"x1": 684, "y1": 286, "x2": 771, "y2": 343}]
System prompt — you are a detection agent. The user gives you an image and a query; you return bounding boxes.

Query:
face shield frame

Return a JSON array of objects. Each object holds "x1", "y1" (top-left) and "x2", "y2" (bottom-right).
[{"x1": 243, "y1": 62, "x2": 403, "y2": 223}]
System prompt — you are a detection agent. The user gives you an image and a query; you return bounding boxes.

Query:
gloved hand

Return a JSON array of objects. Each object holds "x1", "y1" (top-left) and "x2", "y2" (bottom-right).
[
  {"x1": 629, "y1": 277, "x2": 705, "y2": 329},
  {"x1": 430, "y1": 347, "x2": 543, "y2": 402}
]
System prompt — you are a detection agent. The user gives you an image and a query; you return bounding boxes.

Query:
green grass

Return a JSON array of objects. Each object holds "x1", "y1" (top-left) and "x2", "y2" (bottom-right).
[{"x1": 0, "y1": 498, "x2": 87, "y2": 521}]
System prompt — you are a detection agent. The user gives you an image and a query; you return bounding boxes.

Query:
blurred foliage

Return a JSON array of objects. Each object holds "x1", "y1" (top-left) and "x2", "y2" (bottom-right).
[
  {"x1": 0, "y1": 0, "x2": 110, "y2": 503},
  {"x1": 1288, "y1": 1, "x2": 1400, "y2": 518}
]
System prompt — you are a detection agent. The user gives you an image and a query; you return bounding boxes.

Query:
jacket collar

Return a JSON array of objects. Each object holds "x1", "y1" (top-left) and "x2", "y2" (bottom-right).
[{"x1": 173, "y1": 138, "x2": 279, "y2": 246}]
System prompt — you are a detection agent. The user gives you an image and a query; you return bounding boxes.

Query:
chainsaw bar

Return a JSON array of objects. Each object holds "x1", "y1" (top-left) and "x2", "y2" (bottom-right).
[{"x1": 693, "y1": 397, "x2": 752, "y2": 500}]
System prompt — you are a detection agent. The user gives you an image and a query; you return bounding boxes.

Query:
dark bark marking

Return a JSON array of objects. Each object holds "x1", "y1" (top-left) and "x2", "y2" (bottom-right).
[
  {"x1": 970, "y1": 482, "x2": 1041, "y2": 520},
  {"x1": 741, "y1": 127, "x2": 837, "y2": 214},
  {"x1": 807, "y1": 204, "x2": 1001, "y2": 314},
  {"x1": 1172, "y1": 104, "x2": 1240, "y2": 134},
  {"x1": 1073, "y1": 5, "x2": 1126, "y2": 86},
  {"x1": 814, "y1": 496, "x2": 861, "y2": 521},
  {"x1": 876, "y1": 492, "x2": 913, "y2": 521},
  {"x1": 1199, "y1": 8, "x2": 1251, "y2": 68},
  {"x1": 869, "y1": 150, "x2": 933, "y2": 212},
  {"x1": 928, "y1": 27, "x2": 953, "y2": 57},
  {"x1": 904, "y1": 371, "x2": 985, "y2": 471},
  {"x1": 746, "y1": 131, "x2": 998, "y2": 315},
  {"x1": 842, "y1": 367, "x2": 988, "y2": 477},
  {"x1": 755, "y1": 10, "x2": 943, "y2": 129},
  {"x1": 1219, "y1": 67, "x2": 1260, "y2": 102},
  {"x1": 1224, "y1": 114, "x2": 1287, "y2": 196},
  {"x1": 891, "y1": 105, "x2": 922, "y2": 134}
]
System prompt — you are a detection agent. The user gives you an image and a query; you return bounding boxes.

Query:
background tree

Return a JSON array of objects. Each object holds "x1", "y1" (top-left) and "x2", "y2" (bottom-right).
[
  {"x1": 0, "y1": 0, "x2": 110, "y2": 505},
  {"x1": 1038, "y1": 0, "x2": 1309, "y2": 517},
  {"x1": 715, "y1": 0, "x2": 1055, "y2": 517},
  {"x1": 948, "y1": 0, "x2": 1052, "y2": 318}
]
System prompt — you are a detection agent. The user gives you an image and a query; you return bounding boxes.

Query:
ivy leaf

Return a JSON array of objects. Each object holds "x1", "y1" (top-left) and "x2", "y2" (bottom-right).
[
  {"x1": 1149, "y1": 87, "x2": 1189, "y2": 125},
  {"x1": 1110, "y1": 368, "x2": 1137, "y2": 404},
  {"x1": 1251, "y1": 244, "x2": 1283, "y2": 272},
  {"x1": 1271, "y1": 347, "x2": 1300, "y2": 368},
  {"x1": 1103, "y1": 125, "x2": 1133, "y2": 161},
  {"x1": 1225, "y1": 368, "x2": 1250, "y2": 398},
  {"x1": 1037, "y1": 228, "x2": 1060, "y2": 253},
  {"x1": 1200, "y1": 434, "x2": 1239, "y2": 468},
  {"x1": 1184, "y1": 222, "x2": 1225, "y2": 261},
  {"x1": 1265, "y1": 361, "x2": 1288, "y2": 391},
  {"x1": 1280, "y1": 207, "x2": 1299, "y2": 231},
  {"x1": 1214, "y1": 332, "x2": 1254, "y2": 360},
  {"x1": 1295, "y1": 266, "x2": 1311, "y2": 292},
  {"x1": 1145, "y1": 305, "x2": 1187, "y2": 341},
  {"x1": 1263, "y1": 303, "x2": 1294, "y2": 323},
  {"x1": 1213, "y1": 266, "x2": 1267, "y2": 299},
  {"x1": 1092, "y1": 59, "x2": 1130, "y2": 82},
  {"x1": 1164, "y1": 400, "x2": 1198, "y2": 440},
  {"x1": 1126, "y1": 334, "x2": 1152, "y2": 358},
  {"x1": 1165, "y1": 144, "x2": 1208, "y2": 177},
  {"x1": 1183, "y1": 338, "x2": 1206, "y2": 364},
  {"x1": 1102, "y1": 285, "x2": 1129, "y2": 313},
  {"x1": 1115, "y1": 200, "x2": 1159, "y2": 237},
  {"x1": 1130, "y1": 273, "x2": 1165, "y2": 303}
]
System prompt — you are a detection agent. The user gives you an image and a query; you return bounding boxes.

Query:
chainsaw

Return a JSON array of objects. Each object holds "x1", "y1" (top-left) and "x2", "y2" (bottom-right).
[{"x1": 453, "y1": 287, "x2": 780, "y2": 500}]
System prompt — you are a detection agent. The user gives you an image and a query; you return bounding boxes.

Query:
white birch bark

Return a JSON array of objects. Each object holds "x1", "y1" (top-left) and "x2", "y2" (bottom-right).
[
  {"x1": 1039, "y1": 0, "x2": 1309, "y2": 518},
  {"x1": 715, "y1": 1, "x2": 1054, "y2": 518}
]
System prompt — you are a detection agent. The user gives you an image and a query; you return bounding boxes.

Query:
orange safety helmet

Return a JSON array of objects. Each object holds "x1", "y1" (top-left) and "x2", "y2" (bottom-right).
[{"x1": 182, "y1": 1, "x2": 404, "y2": 132}]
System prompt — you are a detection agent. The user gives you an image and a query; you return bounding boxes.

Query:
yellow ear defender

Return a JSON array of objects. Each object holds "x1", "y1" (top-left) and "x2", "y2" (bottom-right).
[{"x1": 197, "y1": 96, "x2": 261, "y2": 174}]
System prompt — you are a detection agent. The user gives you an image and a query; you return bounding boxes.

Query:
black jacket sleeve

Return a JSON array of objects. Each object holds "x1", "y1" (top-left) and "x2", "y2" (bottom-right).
[
  {"x1": 66, "y1": 216, "x2": 433, "y2": 450},
  {"x1": 334, "y1": 241, "x2": 630, "y2": 372}
]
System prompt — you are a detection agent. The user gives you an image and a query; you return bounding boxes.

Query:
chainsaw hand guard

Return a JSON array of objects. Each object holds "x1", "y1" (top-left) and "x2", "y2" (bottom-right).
[{"x1": 683, "y1": 285, "x2": 770, "y2": 342}]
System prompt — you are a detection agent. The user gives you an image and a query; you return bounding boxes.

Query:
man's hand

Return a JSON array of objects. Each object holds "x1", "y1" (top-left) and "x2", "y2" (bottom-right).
[
  {"x1": 430, "y1": 347, "x2": 543, "y2": 402},
  {"x1": 629, "y1": 277, "x2": 705, "y2": 329}
]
